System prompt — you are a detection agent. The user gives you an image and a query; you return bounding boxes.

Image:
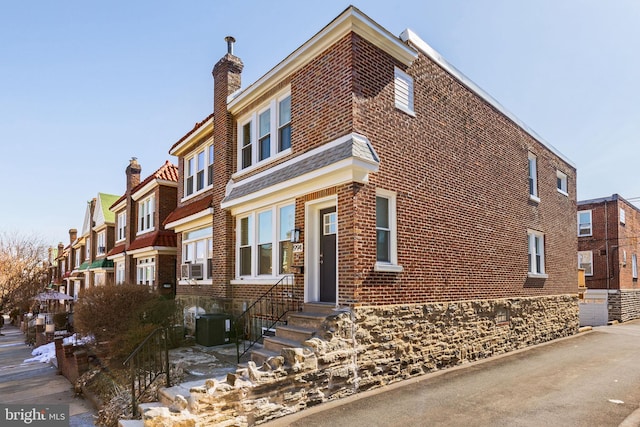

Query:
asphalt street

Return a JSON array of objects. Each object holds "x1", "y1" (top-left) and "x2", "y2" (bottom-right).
[
  {"x1": 267, "y1": 321, "x2": 640, "y2": 427},
  {"x1": 0, "y1": 323, "x2": 97, "y2": 427}
]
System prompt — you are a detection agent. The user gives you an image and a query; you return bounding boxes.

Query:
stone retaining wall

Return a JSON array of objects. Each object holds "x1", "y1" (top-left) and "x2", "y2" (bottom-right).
[
  {"x1": 608, "y1": 290, "x2": 640, "y2": 322},
  {"x1": 145, "y1": 294, "x2": 578, "y2": 426}
]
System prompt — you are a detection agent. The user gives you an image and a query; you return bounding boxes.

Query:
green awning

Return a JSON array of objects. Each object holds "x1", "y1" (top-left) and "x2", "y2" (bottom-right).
[
  {"x1": 89, "y1": 258, "x2": 114, "y2": 269},
  {"x1": 78, "y1": 261, "x2": 90, "y2": 271}
]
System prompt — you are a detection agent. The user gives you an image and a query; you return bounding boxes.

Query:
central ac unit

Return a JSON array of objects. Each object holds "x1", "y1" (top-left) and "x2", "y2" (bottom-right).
[{"x1": 181, "y1": 263, "x2": 204, "y2": 280}]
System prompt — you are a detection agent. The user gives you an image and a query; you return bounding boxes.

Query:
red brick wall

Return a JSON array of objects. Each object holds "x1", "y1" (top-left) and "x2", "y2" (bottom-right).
[
  {"x1": 580, "y1": 197, "x2": 640, "y2": 291},
  {"x1": 157, "y1": 185, "x2": 177, "y2": 230},
  {"x1": 273, "y1": 33, "x2": 577, "y2": 306}
]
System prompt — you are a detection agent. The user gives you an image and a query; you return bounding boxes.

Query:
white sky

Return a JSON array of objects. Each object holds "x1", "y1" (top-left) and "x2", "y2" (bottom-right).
[{"x1": 2, "y1": 0, "x2": 640, "y2": 245}]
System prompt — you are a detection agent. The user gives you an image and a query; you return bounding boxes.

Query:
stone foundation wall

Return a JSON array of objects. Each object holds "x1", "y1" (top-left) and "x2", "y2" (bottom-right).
[
  {"x1": 608, "y1": 290, "x2": 640, "y2": 322},
  {"x1": 145, "y1": 294, "x2": 578, "y2": 426}
]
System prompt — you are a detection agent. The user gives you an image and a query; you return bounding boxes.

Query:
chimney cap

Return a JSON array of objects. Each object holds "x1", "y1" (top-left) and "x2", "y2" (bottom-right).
[{"x1": 225, "y1": 36, "x2": 236, "y2": 55}]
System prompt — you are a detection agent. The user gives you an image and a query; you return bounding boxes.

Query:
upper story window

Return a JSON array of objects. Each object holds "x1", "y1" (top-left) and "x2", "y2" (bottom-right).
[
  {"x1": 394, "y1": 67, "x2": 414, "y2": 115},
  {"x1": 75, "y1": 250, "x2": 80, "y2": 267},
  {"x1": 620, "y1": 208, "x2": 626, "y2": 225},
  {"x1": 97, "y1": 231, "x2": 106, "y2": 256},
  {"x1": 633, "y1": 254, "x2": 638, "y2": 279},
  {"x1": 117, "y1": 212, "x2": 126, "y2": 242},
  {"x1": 236, "y1": 202, "x2": 295, "y2": 278},
  {"x1": 528, "y1": 153, "x2": 539, "y2": 202},
  {"x1": 527, "y1": 230, "x2": 545, "y2": 277},
  {"x1": 85, "y1": 239, "x2": 90, "y2": 260},
  {"x1": 184, "y1": 142, "x2": 214, "y2": 199},
  {"x1": 237, "y1": 93, "x2": 292, "y2": 172},
  {"x1": 138, "y1": 195, "x2": 155, "y2": 233},
  {"x1": 556, "y1": 170, "x2": 568, "y2": 196},
  {"x1": 578, "y1": 210, "x2": 592, "y2": 237}
]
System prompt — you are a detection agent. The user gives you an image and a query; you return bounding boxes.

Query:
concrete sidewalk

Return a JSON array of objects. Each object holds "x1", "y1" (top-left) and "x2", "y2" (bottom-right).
[{"x1": 0, "y1": 323, "x2": 97, "y2": 427}]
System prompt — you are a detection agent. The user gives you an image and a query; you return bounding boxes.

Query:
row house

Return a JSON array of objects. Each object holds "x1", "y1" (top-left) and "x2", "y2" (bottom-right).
[
  {"x1": 106, "y1": 158, "x2": 178, "y2": 294},
  {"x1": 578, "y1": 194, "x2": 640, "y2": 322},
  {"x1": 67, "y1": 193, "x2": 119, "y2": 292},
  {"x1": 168, "y1": 2, "x2": 579, "y2": 363},
  {"x1": 164, "y1": 115, "x2": 216, "y2": 330}
]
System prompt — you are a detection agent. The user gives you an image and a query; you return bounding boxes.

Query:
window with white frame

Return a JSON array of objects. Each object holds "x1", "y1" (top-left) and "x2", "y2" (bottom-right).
[
  {"x1": 578, "y1": 251, "x2": 593, "y2": 276},
  {"x1": 527, "y1": 230, "x2": 545, "y2": 276},
  {"x1": 94, "y1": 272, "x2": 105, "y2": 286},
  {"x1": 236, "y1": 203, "x2": 295, "y2": 278},
  {"x1": 238, "y1": 93, "x2": 292, "y2": 171},
  {"x1": 207, "y1": 144, "x2": 214, "y2": 186},
  {"x1": 182, "y1": 227, "x2": 213, "y2": 280},
  {"x1": 97, "y1": 231, "x2": 106, "y2": 255},
  {"x1": 138, "y1": 195, "x2": 155, "y2": 233},
  {"x1": 620, "y1": 208, "x2": 626, "y2": 225},
  {"x1": 136, "y1": 257, "x2": 155, "y2": 286},
  {"x1": 633, "y1": 254, "x2": 638, "y2": 279},
  {"x1": 375, "y1": 189, "x2": 401, "y2": 271},
  {"x1": 75, "y1": 250, "x2": 80, "y2": 268},
  {"x1": 117, "y1": 212, "x2": 126, "y2": 241},
  {"x1": 556, "y1": 170, "x2": 568, "y2": 195},
  {"x1": 184, "y1": 142, "x2": 214, "y2": 198},
  {"x1": 528, "y1": 153, "x2": 538, "y2": 201},
  {"x1": 85, "y1": 239, "x2": 90, "y2": 260},
  {"x1": 394, "y1": 67, "x2": 414, "y2": 115},
  {"x1": 116, "y1": 261, "x2": 125, "y2": 284},
  {"x1": 578, "y1": 210, "x2": 592, "y2": 236}
]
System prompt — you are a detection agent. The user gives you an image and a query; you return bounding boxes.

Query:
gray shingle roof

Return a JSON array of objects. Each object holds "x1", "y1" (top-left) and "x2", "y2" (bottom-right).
[{"x1": 223, "y1": 135, "x2": 379, "y2": 204}]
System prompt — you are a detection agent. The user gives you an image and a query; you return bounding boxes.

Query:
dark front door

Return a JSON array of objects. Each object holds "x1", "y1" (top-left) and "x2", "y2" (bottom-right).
[{"x1": 319, "y1": 207, "x2": 337, "y2": 303}]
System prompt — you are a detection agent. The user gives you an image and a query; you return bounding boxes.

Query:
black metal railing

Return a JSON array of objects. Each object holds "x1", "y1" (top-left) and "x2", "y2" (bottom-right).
[
  {"x1": 123, "y1": 327, "x2": 170, "y2": 417},
  {"x1": 234, "y1": 274, "x2": 299, "y2": 362}
]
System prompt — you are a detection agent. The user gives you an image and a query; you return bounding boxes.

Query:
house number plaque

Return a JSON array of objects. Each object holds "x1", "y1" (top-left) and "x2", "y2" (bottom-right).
[{"x1": 292, "y1": 243, "x2": 303, "y2": 253}]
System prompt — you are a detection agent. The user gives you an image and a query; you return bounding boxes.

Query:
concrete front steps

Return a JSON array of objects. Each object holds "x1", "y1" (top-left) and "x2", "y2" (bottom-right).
[{"x1": 251, "y1": 302, "x2": 336, "y2": 366}]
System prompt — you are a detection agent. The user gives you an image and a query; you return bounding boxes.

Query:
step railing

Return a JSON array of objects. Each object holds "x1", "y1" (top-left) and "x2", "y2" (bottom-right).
[
  {"x1": 123, "y1": 327, "x2": 170, "y2": 417},
  {"x1": 234, "y1": 274, "x2": 299, "y2": 362}
]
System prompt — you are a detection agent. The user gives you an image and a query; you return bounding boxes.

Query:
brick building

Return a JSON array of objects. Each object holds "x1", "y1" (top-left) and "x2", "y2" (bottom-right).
[
  {"x1": 106, "y1": 158, "x2": 179, "y2": 294},
  {"x1": 578, "y1": 194, "x2": 640, "y2": 322},
  {"x1": 168, "y1": 5, "x2": 578, "y2": 363}
]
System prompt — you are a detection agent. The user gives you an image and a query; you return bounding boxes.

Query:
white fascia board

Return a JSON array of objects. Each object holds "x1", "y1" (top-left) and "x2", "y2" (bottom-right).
[
  {"x1": 110, "y1": 200, "x2": 126, "y2": 213},
  {"x1": 128, "y1": 246, "x2": 177, "y2": 258},
  {"x1": 106, "y1": 253, "x2": 125, "y2": 261},
  {"x1": 164, "y1": 208, "x2": 214, "y2": 232},
  {"x1": 228, "y1": 7, "x2": 417, "y2": 113},
  {"x1": 400, "y1": 28, "x2": 575, "y2": 169},
  {"x1": 169, "y1": 117, "x2": 214, "y2": 157},
  {"x1": 132, "y1": 181, "x2": 157, "y2": 202}
]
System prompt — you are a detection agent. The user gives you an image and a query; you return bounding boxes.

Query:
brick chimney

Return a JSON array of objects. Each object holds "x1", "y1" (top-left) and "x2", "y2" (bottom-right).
[
  {"x1": 212, "y1": 36, "x2": 243, "y2": 289},
  {"x1": 69, "y1": 228, "x2": 77, "y2": 245},
  {"x1": 126, "y1": 157, "x2": 142, "y2": 192}
]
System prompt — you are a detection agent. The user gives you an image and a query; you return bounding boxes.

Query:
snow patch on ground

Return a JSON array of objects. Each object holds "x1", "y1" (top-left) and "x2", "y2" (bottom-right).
[{"x1": 23, "y1": 334, "x2": 94, "y2": 364}]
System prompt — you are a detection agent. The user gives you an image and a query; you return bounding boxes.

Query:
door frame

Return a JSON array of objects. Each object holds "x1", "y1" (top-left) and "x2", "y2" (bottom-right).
[{"x1": 304, "y1": 195, "x2": 338, "y2": 304}]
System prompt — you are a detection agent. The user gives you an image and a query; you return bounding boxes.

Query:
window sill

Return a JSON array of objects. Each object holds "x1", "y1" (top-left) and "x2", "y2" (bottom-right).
[
  {"x1": 529, "y1": 194, "x2": 541, "y2": 204},
  {"x1": 395, "y1": 105, "x2": 416, "y2": 117},
  {"x1": 527, "y1": 272, "x2": 548, "y2": 279},
  {"x1": 231, "y1": 276, "x2": 289, "y2": 285},
  {"x1": 233, "y1": 148, "x2": 292, "y2": 180},
  {"x1": 178, "y1": 279, "x2": 209, "y2": 285},
  {"x1": 374, "y1": 262, "x2": 404, "y2": 273},
  {"x1": 557, "y1": 189, "x2": 568, "y2": 197},
  {"x1": 180, "y1": 186, "x2": 214, "y2": 203}
]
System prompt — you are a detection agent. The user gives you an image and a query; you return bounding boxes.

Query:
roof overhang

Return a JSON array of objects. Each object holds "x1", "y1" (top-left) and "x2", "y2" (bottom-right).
[
  {"x1": 165, "y1": 208, "x2": 214, "y2": 233},
  {"x1": 221, "y1": 132, "x2": 379, "y2": 215},
  {"x1": 169, "y1": 117, "x2": 214, "y2": 157},
  {"x1": 228, "y1": 6, "x2": 417, "y2": 114}
]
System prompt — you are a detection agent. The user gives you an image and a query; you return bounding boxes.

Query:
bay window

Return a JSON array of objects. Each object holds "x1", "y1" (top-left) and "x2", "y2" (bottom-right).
[
  {"x1": 137, "y1": 257, "x2": 155, "y2": 286},
  {"x1": 237, "y1": 202, "x2": 295, "y2": 278}
]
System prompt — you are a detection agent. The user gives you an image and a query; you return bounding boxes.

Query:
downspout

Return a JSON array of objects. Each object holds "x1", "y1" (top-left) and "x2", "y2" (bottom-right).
[{"x1": 605, "y1": 200, "x2": 610, "y2": 291}]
